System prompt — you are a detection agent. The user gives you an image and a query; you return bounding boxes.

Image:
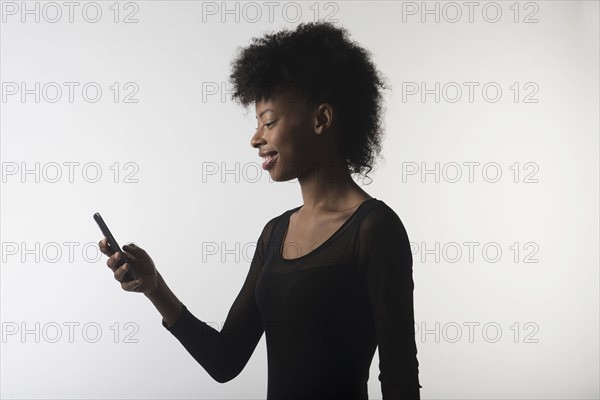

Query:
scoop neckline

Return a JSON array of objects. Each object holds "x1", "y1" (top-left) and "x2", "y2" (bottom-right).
[{"x1": 278, "y1": 198, "x2": 378, "y2": 262}]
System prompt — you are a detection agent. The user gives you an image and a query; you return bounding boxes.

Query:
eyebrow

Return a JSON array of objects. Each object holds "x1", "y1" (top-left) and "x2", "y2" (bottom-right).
[{"x1": 256, "y1": 108, "x2": 274, "y2": 119}]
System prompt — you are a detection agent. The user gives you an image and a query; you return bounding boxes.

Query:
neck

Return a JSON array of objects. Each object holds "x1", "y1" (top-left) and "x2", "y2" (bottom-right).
[{"x1": 296, "y1": 158, "x2": 370, "y2": 213}]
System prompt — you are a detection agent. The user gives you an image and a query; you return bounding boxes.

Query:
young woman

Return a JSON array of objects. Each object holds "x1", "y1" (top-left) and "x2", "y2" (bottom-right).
[{"x1": 99, "y1": 21, "x2": 422, "y2": 400}]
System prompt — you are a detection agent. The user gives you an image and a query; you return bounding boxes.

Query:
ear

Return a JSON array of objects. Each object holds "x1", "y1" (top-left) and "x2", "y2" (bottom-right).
[{"x1": 313, "y1": 103, "x2": 334, "y2": 135}]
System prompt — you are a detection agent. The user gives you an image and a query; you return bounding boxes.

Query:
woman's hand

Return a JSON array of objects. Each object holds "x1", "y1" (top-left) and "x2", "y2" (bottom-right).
[{"x1": 98, "y1": 239, "x2": 159, "y2": 296}]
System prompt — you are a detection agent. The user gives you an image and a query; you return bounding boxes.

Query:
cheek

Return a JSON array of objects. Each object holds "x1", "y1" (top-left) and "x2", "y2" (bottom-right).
[
  {"x1": 271, "y1": 120, "x2": 311, "y2": 159},
  {"x1": 270, "y1": 126, "x2": 294, "y2": 152}
]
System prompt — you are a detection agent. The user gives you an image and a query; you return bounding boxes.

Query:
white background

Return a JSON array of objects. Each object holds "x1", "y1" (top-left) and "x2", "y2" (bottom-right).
[{"x1": 1, "y1": 1, "x2": 598, "y2": 399}]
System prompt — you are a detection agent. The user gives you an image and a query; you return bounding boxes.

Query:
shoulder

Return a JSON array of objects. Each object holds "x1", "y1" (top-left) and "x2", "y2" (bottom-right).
[
  {"x1": 359, "y1": 199, "x2": 409, "y2": 238},
  {"x1": 356, "y1": 199, "x2": 413, "y2": 268}
]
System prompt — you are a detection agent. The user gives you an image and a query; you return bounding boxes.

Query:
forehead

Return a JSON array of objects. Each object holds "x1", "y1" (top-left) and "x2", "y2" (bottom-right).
[{"x1": 255, "y1": 97, "x2": 275, "y2": 110}]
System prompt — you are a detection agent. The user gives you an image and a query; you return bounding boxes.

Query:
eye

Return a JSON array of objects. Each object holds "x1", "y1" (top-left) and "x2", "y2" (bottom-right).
[{"x1": 255, "y1": 121, "x2": 275, "y2": 130}]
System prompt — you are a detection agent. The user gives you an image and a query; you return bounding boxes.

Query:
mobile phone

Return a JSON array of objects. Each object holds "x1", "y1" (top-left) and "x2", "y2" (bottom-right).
[{"x1": 93, "y1": 212, "x2": 138, "y2": 282}]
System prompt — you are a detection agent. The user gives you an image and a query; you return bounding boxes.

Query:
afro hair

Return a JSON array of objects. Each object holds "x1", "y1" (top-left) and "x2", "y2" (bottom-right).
[{"x1": 229, "y1": 21, "x2": 389, "y2": 182}]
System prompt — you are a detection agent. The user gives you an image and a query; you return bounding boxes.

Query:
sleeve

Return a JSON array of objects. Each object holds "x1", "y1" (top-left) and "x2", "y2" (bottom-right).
[
  {"x1": 359, "y1": 205, "x2": 422, "y2": 400},
  {"x1": 161, "y1": 226, "x2": 268, "y2": 383}
]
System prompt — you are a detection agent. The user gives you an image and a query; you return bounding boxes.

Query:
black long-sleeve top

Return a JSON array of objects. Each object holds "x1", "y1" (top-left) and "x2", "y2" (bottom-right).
[{"x1": 162, "y1": 198, "x2": 422, "y2": 399}]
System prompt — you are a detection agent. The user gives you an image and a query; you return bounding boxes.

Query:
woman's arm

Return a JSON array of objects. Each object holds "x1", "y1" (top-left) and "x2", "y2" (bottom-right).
[
  {"x1": 100, "y1": 221, "x2": 271, "y2": 384},
  {"x1": 359, "y1": 204, "x2": 422, "y2": 400},
  {"x1": 157, "y1": 227, "x2": 270, "y2": 383}
]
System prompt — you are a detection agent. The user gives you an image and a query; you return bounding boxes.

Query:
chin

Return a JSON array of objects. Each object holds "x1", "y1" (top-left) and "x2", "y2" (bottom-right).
[
  {"x1": 269, "y1": 167, "x2": 297, "y2": 183},
  {"x1": 269, "y1": 172, "x2": 291, "y2": 183}
]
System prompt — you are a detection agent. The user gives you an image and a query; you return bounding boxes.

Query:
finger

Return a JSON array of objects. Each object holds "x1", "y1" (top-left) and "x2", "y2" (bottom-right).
[
  {"x1": 122, "y1": 278, "x2": 143, "y2": 292},
  {"x1": 123, "y1": 251, "x2": 137, "y2": 263},
  {"x1": 113, "y1": 262, "x2": 131, "y2": 282},
  {"x1": 98, "y1": 238, "x2": 116, "y2": 256},
  {"x1": 107, "y1": 251, "x2": 124, "y2": 271}
]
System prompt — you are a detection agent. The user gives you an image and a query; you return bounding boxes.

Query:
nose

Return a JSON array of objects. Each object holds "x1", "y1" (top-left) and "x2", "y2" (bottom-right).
[{"x1": 251, "y1": 127, "x2": 265, "y2": 149}]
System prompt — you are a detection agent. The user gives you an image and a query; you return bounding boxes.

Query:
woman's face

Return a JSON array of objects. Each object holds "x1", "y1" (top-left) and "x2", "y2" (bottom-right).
[{"x1": 252, "y1": 93, "x2": 323, "y2": 182}]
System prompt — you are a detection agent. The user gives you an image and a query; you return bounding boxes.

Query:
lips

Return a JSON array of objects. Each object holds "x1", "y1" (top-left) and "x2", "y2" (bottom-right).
[{"x1": 261, "y1": 153, "x2": 278, "y2": 170}]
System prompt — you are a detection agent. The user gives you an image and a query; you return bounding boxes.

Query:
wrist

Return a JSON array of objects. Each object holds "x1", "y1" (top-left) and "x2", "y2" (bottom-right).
[{"x1": 144, "y1": 272, "x2": 165, "y2": 299}]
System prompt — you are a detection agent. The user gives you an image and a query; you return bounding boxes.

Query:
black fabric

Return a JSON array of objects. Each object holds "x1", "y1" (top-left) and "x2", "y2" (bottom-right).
[{"x1": 163, "y1": 198, "x2": 421, "y2": 399}]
